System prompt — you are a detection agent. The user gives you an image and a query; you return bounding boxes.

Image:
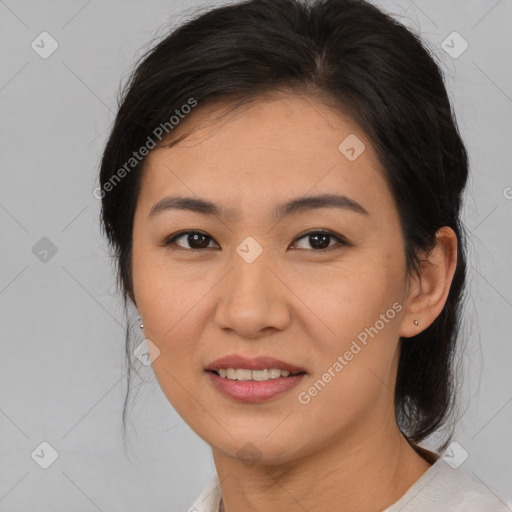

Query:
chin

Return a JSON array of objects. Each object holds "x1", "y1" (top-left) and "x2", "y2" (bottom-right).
[{"x1": 209, "y1": 430, "x2": 309, "y2": 468}]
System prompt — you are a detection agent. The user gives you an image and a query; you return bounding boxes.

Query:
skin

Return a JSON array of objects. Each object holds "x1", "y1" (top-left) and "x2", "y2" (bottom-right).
[{"x1": 131, "y1": 94, "x2": 458, "y2": 512}]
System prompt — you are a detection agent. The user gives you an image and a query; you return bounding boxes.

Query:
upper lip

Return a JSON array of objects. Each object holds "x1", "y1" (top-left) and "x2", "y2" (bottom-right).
[{"x1": 205, "y1": 354, "x2": 307, "y2": 374}]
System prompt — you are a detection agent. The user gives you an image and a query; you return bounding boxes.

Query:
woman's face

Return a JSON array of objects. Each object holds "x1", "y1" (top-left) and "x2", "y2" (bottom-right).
[{"x1": 131, "y1": 95, "x2": 413, "y2": 465}]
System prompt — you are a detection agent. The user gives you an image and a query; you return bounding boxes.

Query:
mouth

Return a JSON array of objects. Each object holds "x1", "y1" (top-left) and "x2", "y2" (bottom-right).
[
  {"x1": 206, "y1": 368, "x2": 305, "y2": 381},
  {"x1": 204, "y1": 355, "x2": 307, "y2": 402}
]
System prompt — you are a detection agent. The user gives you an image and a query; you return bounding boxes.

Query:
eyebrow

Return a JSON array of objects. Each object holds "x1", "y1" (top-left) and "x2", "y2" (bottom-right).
[{"x1": 148, "y1": 193, "x2": 369, "y2": 219}]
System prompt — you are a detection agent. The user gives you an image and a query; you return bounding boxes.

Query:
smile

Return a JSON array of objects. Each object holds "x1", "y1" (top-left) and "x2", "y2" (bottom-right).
[
  {"x1": 214, "y1": 368, "x2": 302, "y2": 380},
  {"x1": 205, "y1": 354, "x2": 307, "y2": 402}
]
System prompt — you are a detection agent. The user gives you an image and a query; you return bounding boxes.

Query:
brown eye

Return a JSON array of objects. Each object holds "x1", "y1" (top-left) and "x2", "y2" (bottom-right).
[
  {"x1": 164, "y1": 231, "x2": 218, "y2": 250},
  {"x1": 163, "y1": 229, "x2": 347, "y2": 252},
  {"x1": 292, "y1": 230, "x2": 347, "y2": 251}
]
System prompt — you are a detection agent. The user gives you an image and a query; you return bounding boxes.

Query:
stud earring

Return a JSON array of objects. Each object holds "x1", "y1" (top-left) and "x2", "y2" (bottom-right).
[
  {"x1": 137, "y1": 315, "x2": 143, "y2": 330},
  {"x1": 413, "y1": 320, "x2": 419, "y2": 326}
]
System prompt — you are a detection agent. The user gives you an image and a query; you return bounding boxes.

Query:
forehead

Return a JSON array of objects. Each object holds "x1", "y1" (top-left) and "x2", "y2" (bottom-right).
[{"x1": 138, "y1": 95, "x2": 394, "y2": 222}]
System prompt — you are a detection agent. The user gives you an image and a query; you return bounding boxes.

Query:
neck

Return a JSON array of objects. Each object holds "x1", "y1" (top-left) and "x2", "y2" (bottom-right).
[{"x1": 212, "y1": 414, "x2": 433, "y2": 512}]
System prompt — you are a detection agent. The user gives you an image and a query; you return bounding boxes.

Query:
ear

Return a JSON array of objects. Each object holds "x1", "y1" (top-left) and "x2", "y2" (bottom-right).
[{"x1": 399, "y1": 226, "x2": 458, "y2": 338}]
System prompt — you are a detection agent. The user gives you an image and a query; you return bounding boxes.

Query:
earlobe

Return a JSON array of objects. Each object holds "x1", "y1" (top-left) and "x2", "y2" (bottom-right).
[{"x1": 399, "y1": 226, "x2": 458, "y2": 338}]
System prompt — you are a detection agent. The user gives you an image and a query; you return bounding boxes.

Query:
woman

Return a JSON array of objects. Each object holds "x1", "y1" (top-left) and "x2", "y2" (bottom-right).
[{"x1": 98, "y1": 0, "x2": 512, "y2": 510}]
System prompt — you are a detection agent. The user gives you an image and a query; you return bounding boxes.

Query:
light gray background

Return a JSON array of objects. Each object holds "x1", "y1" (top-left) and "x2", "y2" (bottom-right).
[{"x1": 1, "y1": 0, "x2": 511, "y2": 510}]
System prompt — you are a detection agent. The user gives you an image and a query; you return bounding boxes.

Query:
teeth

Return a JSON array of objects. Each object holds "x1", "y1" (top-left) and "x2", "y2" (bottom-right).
[
  {"x1": 252, "y1": 369, "x2": 268, "y2": 381},
  {"x1": 236, "y1": 369, "x2": 252, "y2": 380},
  {"x1": 215, "y1": 368, "x2": 296, "y2": 381},
  {"x1": 269, "y1": 368, "x2": 281, "y2": 379}
]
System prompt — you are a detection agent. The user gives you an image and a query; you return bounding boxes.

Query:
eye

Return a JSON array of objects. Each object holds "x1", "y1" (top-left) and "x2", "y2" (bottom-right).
[
  {"x1": 163, "y1": 229, "x2": 347, "y2": 252},
  {"x1": 291, "y1": 230, "x2": 347, "y2": 251},
  {"x1": 163, "y1": 231, "x2": 219, "y2": 250}
]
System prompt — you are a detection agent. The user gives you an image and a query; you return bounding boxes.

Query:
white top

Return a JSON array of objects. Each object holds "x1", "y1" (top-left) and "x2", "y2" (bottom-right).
[{"x1": 188, "y1": 456, "x2": 512, "y2": 512}]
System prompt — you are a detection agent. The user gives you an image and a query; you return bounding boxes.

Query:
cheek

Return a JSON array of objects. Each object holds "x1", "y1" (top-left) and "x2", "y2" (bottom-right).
[
  {"x1": 294, "y1": 283, "x2": 403, "y2": 431},
  {"x1": 131, "y1": 248, "x2": 228, "y2": 402},
  {"x1": 295, "y1": 253, "x2": 404, "y2": 341},
  {"x1": 134, "y1": 269, "x2": 206, "y2": 356},
  {"x1": 133, "y1": 257, "x2": 212, "y2": 420},
  {"x1": 294, "y1": 256, "x2": 404, "y2": 401},
  {"x1": 132, "y1": 244, "x2": 191, "y2": 358}
]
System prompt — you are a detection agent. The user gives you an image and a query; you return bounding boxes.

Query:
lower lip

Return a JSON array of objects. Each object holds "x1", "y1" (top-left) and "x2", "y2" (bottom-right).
[{"x1": 206, "y1": 371, "x2": 306, "y2": 402}]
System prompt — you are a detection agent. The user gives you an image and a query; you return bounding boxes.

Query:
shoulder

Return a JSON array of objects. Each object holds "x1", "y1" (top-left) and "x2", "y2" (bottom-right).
[
  {"x1": 385, "y1": 456, "x2": 512, "y2": 512},
  {"x1": 188, "y1": 458, "x2": 512, "y2": 512}
]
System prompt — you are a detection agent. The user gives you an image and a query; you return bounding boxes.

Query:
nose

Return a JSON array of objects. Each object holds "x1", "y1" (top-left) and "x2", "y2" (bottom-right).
[{"x1": 213, "y1": 250, "x2": 291, "y2": 339}]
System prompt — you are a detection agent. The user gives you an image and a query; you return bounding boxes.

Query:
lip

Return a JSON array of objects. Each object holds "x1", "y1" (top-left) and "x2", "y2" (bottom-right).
[
  {"x1": 205, "y1": 354, "x2": 307, "y2": 403},
  {"x1": 205, "y1": 354, "x2": 306, "y2": 373},
  {"x1": 206, "y1": 371, "x2": 306, "y2": 402}
]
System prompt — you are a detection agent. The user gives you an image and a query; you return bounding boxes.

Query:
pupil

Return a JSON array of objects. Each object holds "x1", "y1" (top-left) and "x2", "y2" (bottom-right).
[
  {"x1": 190, "y1": 233, "x2": 210, "y2": 249},
  {"x1": 311, "y1": 233, "x2": 330, "y2": 249}
]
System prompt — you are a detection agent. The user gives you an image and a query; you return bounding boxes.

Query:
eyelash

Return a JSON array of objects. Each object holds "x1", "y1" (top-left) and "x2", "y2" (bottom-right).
[{"x1": 162, "y1": 230, "x2": 348, "y2": 252}]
